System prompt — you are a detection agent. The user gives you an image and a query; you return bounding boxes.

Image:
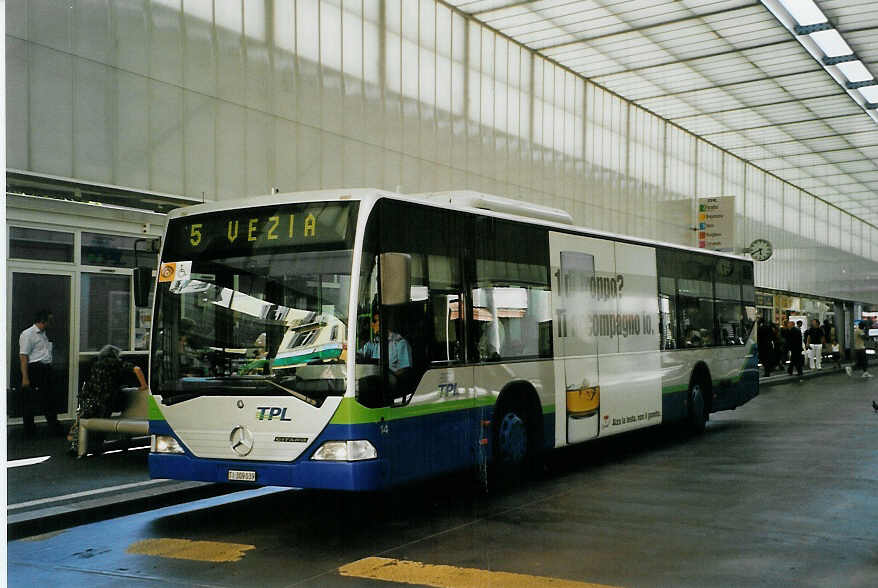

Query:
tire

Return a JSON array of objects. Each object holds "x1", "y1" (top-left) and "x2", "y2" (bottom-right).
[
  {"x1": 491, "y1": 401, "x2": 531, "y2": 487},
  {"x1": 687, "y1": 378, "x2": 708, "y2": 434}
]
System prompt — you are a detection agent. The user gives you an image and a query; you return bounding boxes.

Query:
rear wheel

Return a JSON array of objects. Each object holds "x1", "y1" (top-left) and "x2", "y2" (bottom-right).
[
  {"x1": 687, "y1": 379, "x2": 708, "y2": 434},
  {"x1": 496, "y1": 409, "x2": 528, "y2": 465},
  {"x1": 491, "y1": 400, "x2": 532, "y2": 488}
]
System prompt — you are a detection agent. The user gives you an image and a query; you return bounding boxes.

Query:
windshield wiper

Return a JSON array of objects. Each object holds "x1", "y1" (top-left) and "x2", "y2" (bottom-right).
[
  {"x1": 160, "y1": 392, "x2": 202, "y2": 406},
  {"x1": 262, "y1": 378, "x2": 319, "y2": 407},
  {"x1": 158, "y1": 376, "x2": 323, "y2": 407}
]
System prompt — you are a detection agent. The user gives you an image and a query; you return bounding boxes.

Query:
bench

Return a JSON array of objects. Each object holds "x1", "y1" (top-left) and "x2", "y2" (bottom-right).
[{"x1": 77, "y1": 387, "x2": 150, "y2": 458}]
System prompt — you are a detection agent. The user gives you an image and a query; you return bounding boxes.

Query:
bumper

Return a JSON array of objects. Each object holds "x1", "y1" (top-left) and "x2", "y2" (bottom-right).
[
  {"x1": 148, "y1": 452, "x2": 384, "y2": 491},
  {"x1": 148, "y1": 421, "x2": 386, "y2": 491}
]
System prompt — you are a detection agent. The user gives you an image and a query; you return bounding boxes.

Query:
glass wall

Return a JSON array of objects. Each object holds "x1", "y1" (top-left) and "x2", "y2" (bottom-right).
[
  {"x1": 5, "y1": 0, "x2": 878, "y2": 303},
  {"x1": 6, "y1": 196, "x2": 163, "y2": 420}
]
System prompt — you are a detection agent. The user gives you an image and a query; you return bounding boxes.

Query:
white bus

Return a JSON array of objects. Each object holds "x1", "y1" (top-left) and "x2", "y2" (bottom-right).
[{"x1": 148, "y1": 189, "x2": 758, "y2": 490}]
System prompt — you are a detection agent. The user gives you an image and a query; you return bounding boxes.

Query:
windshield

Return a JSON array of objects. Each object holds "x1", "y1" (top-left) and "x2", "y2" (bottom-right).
[{"x1": 151, "y1": 201, "x2": 358, "y2": 405}]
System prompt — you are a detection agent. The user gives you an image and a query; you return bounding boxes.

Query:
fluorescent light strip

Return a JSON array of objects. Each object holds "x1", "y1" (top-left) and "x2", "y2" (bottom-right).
[
  {"x1": 778, "y1": 0, "x2": 826, "y2": 26},
  {"x1": 810, "y1": 29, "x2": 851, "y2": 57},
  {"x1": 859, "y1": 86, "x2": 878, "y2": 103},
  {"x1": 837, "y1": 60, "x2": 873, "y2": 83},
  {"x1": 772, "y1": 0, "x2": 878, "y2": 119}
]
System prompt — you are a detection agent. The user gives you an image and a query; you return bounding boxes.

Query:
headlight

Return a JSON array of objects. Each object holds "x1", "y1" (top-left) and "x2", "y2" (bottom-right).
[
  {"x1": 311, "y1": 440, "x2": 377, "y2": 461},
  {"x1": 151, "y1": 434, "x2": 184, "y2": 454}
]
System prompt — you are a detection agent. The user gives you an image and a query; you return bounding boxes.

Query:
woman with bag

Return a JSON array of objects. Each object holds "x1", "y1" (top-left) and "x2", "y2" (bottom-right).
[{"x1": 68, "y1": 345, "x2": 147, "y2": 456}]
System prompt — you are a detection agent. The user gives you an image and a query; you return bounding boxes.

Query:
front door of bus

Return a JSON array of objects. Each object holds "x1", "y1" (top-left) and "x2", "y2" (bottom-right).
[
  {"x1": 549, "y1": 233, "x2": 610, "y2": 444},
  {"x1": 385, "y1": 292, "x2": 474, "y2": 486}
]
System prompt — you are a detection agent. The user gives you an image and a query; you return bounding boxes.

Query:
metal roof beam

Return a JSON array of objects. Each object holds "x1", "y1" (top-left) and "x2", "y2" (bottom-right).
[
  {"x1": 701, "y1": 112, "x2": 870, "y2": 135},
  {"x1": 583, "y1": 39, "x2": 794, "y2": 79},
  {"x1": 767, "y1": 157, "x2": 873, "y2": 171},
  {"x1": 470, "y1": 0, "x2": 535, "y2": 17},
  {"x1": 787, "y1": 170, "x2": 878, "y2": 181},
  {"x1": 634, "y1": 69, "x2": 824, "y2": 101},
  {"x1": 671, "y1": 92, "x2": 845, "y2": 119},
  {"x1": 743, "y1": 142, "x2": 878, "y2": 159},
  {"x1": 538, "y1": 2, "x2": 761, "y2": 53}
]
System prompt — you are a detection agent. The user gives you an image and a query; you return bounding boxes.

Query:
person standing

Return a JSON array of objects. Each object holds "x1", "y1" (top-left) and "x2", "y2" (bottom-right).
[
  {"x1": 804, "y1": 319, "x2": 825, "y2": 370},
  {"x1": 850, "y1": 321, "x2": 872, "y2": 378},
  {"x1": 769, "y1": 322, "x2": 782, "y2": 373},
  {"x1": 778, "y1": 320, "x2": 790, "y2": 371},
  {"x1": 822, "y1": 319, "x2": 837, "y2": 369},
  {"x1": 785, "y1": 320, "x2": 804, "y2": 376},
  {"x1": 19, "y1": 309, "x2": 63, "y2": 437},
  {"x1": 757, "y1": 319, "x2": 776, "y2": 377}
]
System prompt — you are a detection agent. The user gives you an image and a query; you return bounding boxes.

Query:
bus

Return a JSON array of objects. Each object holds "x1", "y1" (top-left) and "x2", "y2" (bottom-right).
[{"x1": 148, "y1": 189, "x2": 758, "y2": 490}]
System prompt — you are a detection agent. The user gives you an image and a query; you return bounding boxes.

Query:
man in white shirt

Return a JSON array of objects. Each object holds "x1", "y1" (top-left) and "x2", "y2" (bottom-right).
[{"x1": 19, "y1": 309, "x2": 63, "y2": 437}]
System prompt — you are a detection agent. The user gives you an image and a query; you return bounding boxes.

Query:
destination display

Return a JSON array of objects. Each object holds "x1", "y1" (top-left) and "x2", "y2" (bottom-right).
[{"x1": 164, "y1": 202, "x2": 357, "y2": 258}]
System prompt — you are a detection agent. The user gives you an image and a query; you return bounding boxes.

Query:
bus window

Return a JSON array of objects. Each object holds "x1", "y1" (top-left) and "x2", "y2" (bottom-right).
[
  {"x1": 356, "y1": 201, "x2": 468, "y2": 407},
  {"x1": 472, "y1": 219, "x2": 551, "y2": 362},
  {"x1": 715, "y1": 300, "x2": 745, "y2": 345},
  {"x1": 659, "y1": 276, "x2": 677, "y2": 350}
]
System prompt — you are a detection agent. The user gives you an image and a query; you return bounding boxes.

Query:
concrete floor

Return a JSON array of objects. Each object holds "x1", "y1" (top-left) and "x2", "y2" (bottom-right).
[{"x1": 8, "y1": 373, "x2": 878, "y2": 587}]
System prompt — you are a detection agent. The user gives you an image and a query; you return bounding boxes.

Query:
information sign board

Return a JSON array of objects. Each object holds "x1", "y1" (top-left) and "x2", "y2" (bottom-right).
[{"x1": 696, "y1": 196, "x2": 735, "y2": 251}]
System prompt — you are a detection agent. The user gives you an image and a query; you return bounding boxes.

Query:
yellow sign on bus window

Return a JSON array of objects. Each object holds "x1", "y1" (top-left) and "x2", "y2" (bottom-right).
[{"x1": 159, "y1": 262, "x2": 176, "y2": 282}]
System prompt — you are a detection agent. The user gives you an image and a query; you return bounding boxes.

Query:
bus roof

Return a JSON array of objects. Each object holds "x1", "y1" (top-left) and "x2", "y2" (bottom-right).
[{"x1": 167, "y1": 188, "x2": 750, "y2": 263}]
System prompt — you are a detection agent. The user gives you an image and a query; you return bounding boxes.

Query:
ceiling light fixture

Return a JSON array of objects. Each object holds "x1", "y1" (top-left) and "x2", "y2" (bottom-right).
[
  {"x1": 765, "y1": 0, "x2": 878, "y2": 121},
  {"x1": 809, "y1": 29, "x2": 851, "y2": 57},
  {"x1": 777, "y1": 0, "x2": 826, "y2": 26},
  {"x1": 836, "y1": 60, "x2": 874, "y2": 83},
  {"x1": 859, "y1": 86, "x2": 878, "y2": 103}
]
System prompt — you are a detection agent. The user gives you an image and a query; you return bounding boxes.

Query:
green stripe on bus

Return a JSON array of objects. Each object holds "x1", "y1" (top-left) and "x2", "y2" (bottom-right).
[
  {"x1": 660, "y1": 346, "x2": 756, "y2": 396},
  {"x1": 148, "y1": 395, "x2": 166, "y2": 421},
  {"x1": 330, "y1": 396, "x2": 559, "y2": 425},
  {"x1": 329, "y1": 397, "x2": 493, "y2": 425},
  {"x1": 662, "y1": 384, "x2": 688, "y2": 395}
]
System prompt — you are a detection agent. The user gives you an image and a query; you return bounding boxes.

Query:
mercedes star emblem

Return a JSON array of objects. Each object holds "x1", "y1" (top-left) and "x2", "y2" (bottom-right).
[{"x1": 229, "y1": 425, "x2": 255, "y2": 456}]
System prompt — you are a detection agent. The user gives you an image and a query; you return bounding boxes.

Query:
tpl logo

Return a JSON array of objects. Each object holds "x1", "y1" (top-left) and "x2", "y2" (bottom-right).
[{"x1": 256, "y1": 407, "x2": 292, "y2": 421}]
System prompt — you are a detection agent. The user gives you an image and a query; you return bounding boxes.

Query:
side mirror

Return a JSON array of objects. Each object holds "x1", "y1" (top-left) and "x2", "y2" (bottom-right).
[
  {"x1": 134, "y1": 267, "x2": 153, "y2": 307},
  {"x1": 380, "y1": 252, "x2": 411, "y2": 306}
]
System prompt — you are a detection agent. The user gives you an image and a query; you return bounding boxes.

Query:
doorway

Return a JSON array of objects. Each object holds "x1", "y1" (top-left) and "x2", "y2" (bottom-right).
[{"x1": 8, "y1": 272, "x2": 72, "y2": 420}]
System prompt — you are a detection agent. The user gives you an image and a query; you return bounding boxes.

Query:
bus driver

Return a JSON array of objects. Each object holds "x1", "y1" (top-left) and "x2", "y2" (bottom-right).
[{"x1": 358, "y1": 310, "x2": 412, "y2": 392}]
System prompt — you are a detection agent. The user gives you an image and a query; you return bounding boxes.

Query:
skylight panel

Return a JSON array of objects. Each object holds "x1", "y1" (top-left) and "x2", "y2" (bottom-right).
[
  {"x1": 846, "y1": 130, "x2": 878, "y2": 147},
  {"x1": 684, "y1": 117, "x2": 730, "y2": 136},
  {"x1": 826, "y1": 116, "x2": 875, "y2": 135},
  {"x1": 822, "y1": 149, "x2": 863, "y2": 163}
]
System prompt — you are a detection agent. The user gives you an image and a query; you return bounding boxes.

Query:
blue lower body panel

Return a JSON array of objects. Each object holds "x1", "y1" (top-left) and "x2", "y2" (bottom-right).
[
  {"x1": 150, "y1": 406, "x2": 557, "y2": 492},
  {"x1": 713, "y1": 355, "x2": 760, "y2": 412},
  {"x1": 149, "y1": 420, "x2": 386, "y2": 491}
]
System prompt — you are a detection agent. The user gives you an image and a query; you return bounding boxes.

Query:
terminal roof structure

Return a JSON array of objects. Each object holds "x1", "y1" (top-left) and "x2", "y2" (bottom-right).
[{"x1": 450, "y1": 0, "x2": 878, "y2": 226}]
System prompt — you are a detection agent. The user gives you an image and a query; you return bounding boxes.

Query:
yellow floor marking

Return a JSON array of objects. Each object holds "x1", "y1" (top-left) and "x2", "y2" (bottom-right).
[
  {"x1": 338, "y1": 557, "x2": 621, "y2": 588},
  {"x1": 127, "y1": 538, "x2": 255, "y2": 562}
]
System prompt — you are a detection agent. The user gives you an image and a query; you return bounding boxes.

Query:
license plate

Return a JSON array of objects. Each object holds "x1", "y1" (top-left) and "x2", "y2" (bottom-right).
[{"x1": 228, "y1": 469, "x2": 256, "y2": 482}]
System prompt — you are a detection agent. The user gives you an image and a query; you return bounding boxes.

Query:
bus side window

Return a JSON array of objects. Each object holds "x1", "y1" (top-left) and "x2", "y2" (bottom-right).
[
  {"x1": 376, "y1": 201, "x2": 467, "y2": 404},
  {"x1": 472, "y1": 218, "x2": 551, "y2": 362}
]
